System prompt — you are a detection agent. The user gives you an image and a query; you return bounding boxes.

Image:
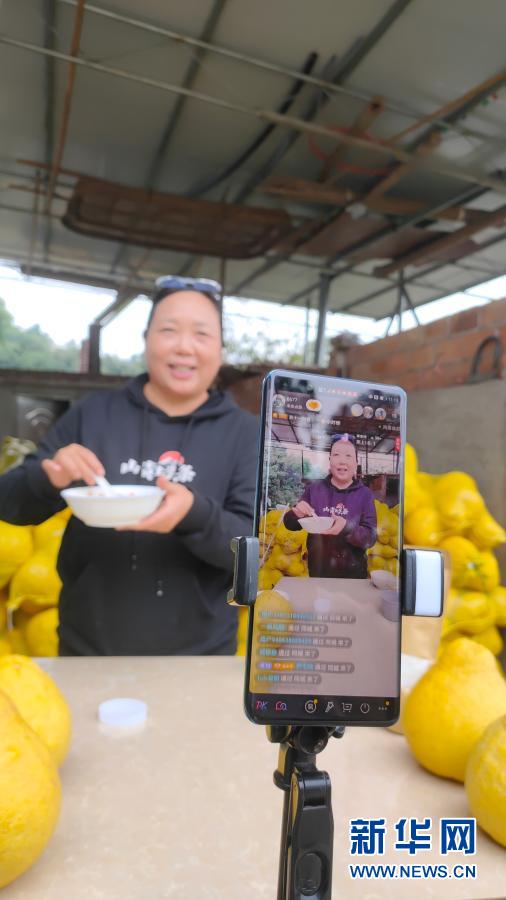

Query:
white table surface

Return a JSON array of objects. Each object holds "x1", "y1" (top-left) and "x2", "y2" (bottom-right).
[{"x1": 2, "y1": 657, "x2": 504, "y2": 900}]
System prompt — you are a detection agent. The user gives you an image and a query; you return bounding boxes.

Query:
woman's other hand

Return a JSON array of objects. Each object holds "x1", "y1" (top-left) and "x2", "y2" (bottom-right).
[
  {"x1": 325, "y1": 515, "x2": 347, "y2": 535},
  {"x1": 41, "y1": 444, "x2": 105, "y2": 488},
  {"x1": 117, "y1": 476, "x2": 194, "y2": 533},
  {"x1": 292, "y1": 500, "x2": 316, "y2": 518}
]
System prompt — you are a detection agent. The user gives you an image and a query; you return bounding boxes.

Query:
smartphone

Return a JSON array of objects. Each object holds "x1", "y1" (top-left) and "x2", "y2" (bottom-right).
[{"x1": 244, "y1": 370, "x2": 406, "y2": 727}]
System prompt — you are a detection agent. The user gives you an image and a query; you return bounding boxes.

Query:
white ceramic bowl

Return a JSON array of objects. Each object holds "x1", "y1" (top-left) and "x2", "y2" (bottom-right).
[
  {"x1": 61, "y1": 485, "x2": 164, "y2": 528},
  {"x1": 298, "y1": 515, "x2": 334, "y2": 534},
  {"x1": 370, "y1": 569, "x2": 398, "y2": 591}
]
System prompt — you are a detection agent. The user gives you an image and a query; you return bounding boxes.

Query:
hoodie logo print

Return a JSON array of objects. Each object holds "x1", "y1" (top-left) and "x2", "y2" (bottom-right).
[
  {"x1": 323, "y1": 503, "x2": 348, "y2": 516},
  {"x1": 120, "y1": 451, "x2": 196, "y2": 484}
]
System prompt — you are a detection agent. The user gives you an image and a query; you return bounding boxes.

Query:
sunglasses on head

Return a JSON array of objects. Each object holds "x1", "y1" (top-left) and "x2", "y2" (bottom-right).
[
  {"x1": 330, "y1": 432, "x2": 357, "y2": 447},
  {"x1": 154, "y1": 276, "x2": 222, "y2": 304}
]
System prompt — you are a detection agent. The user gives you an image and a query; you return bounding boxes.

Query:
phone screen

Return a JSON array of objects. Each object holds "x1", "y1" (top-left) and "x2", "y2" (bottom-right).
[{"x1": 245, "y1": 370, "x2": 406, "y2": 726}]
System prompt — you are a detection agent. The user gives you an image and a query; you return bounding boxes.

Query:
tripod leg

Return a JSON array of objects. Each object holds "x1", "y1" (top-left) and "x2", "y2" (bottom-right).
[{"x1": 277, "y1": 789, "x2": 291, "y2": 900}]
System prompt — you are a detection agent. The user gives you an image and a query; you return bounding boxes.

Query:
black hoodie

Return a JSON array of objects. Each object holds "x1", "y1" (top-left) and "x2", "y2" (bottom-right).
[{"x1": 0, "y1": 375, "x2": 259, "y2": 655}]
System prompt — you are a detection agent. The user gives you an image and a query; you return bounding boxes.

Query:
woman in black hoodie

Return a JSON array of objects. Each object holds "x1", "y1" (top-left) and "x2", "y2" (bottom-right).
[{"x1": 0, "y1": 277, "x2": 258, "y2": 655}]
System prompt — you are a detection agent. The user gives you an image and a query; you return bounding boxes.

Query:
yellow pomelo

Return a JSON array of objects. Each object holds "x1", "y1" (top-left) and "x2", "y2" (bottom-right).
[
  {"x1": 258, "y1": 566, "x2": 283, "y2": 590},
  {"x1": 0, "y1": 598, "x2": 6, "y2": 633},
  {"x1": 417, "y1": 471, "x2": 439, "y2": 494},
  {"x1": 236, "y1": 606, "x2": 249, "y2": 657},
  {"x1": 445, "y1": 590, "x2": 496, "y2": 635},
  {"x1": 286, "y1": 559, "x2": 307, "y2": 577},
  {"x1": 383, "y1": 558, "x2": 399, "y2": 576},
  {"x1": 436, "y1": 471, "x2": 478, "y2": 493},
  {"x1": 0, "y1": 655, "x2": 71, "y2": 766},
  {"x1": 405, "y1": 443, "x2": 418, "y2": 475},
  {"x1": 6, "y1": 627, "x2": 29, "y2": 655},
  {"x1": 259, "y1": 509, "x2": 283, "y2": 537},
  {"x1": 465, "y1": 551, "x2": 500, "y2": 594},
  {"x1": 439, "y1": 536, "x2": 481, "y2": 589},
  {"x1": 32, "y1": 513, "x2": 66, "y2": 551},
  {"x1": 465, "y1": 715, "x2": 506, "y2": 848},
  {"x1": 24, "y1": 608, "x2": 59, "y2": 658},
  {"x1": 490, "y1": 586, "x2": 506, "y2": 627},
  {"x1": 0, "y1": 521, "x2": 33, "y2": 568},
  {"x1": 435, "y1": 473, "x2": 485, "y2": 533},
  {"x1": 0, "y1": 689, "x2": 61, "y2": 887},
  {"x1": 368, "y1": 555, "x2": 386, "y2": 572},
  {"x1": 468, "y1": 509, "x2": 506, "y2": 550},
  {"x1": 404, "y1": 474, "x2": 432, "y2": 517},
  {"x1": 403, "y1": 638, "x2": 506, "y2": 782},
  {"x1": 8, "y1": 551, "x2": 62, "y2": 614},
  {"x1": 404, "y1": 507, "x2": 442, "y2": 547},
  {"x1": 369, "y1": 541, "x2": 397, "y2": 559},
  {"x1": 0, "y1": 634, "x2": 10, "y2": 656},
  {"x1": 269, "y1": 545, "x2": 297, "y2": 572},
  {"x1": 471, "y1": 626, "x2": 504, "y2": 657},
  {"x1": 0, "y1": 523, "x2": 34, "y2": 588}
]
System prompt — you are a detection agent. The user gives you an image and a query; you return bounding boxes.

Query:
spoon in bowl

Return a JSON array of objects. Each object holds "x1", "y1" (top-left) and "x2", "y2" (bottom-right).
[{"x1": 94, "y1": 474, "x2": 117, "y2": 497}]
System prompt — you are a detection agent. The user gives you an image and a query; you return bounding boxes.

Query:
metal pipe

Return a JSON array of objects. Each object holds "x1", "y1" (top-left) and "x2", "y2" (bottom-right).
[
  {"x1": 335, "y1": 231, "x2": 506, "y2": 316},
  {"x1": 181, "y1": 54, "x2": 348, "y2": 279},
  {"x1": 314, "y1": 274, "x2": 331, "y2": 365},
  {"x1": 57, "y1": 0, "x2": 490, "y2": 143},
  {"x1": 186, "y1": 51, "x2": 318, "y2": 199},
  {"x1": 26, "y1": 170, "x2": 42, "y2": 276},
  {"x1": 42, "y1": 0, "x2": 57, "y2": 259},
  {"x1": 45, "y1": 0, "x2": 86, "y2": 216},
  {"x1": 110, "y1": 0, "x2": 229, "y2": 273},
  {"x1": 400, "y1": 275, "x2": 421, "y2": 326},
  {"x1": 3, "y1": 36, "x2": 505, "y2": 195},
  {"x1": 87, "y1": 321, "x2": 101, "y2": 374}
]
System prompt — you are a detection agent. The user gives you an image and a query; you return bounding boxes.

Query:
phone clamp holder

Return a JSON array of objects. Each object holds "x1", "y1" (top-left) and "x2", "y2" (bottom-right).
[{"x1": 228, "y1": 537, "x2": 444, "y2": 899}]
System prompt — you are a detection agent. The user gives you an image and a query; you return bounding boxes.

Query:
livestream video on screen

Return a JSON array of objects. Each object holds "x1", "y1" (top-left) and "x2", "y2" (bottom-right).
[{"x1": 250, "y1": 379, "x2": 403, "y2": 700}]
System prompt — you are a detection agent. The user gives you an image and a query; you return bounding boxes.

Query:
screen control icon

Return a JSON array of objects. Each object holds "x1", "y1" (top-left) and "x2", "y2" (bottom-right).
[
  {"x1": 341, "y1": 702, "x2": 353, "y2": 713},
  {"x1": 304, "y1": 699, "x2": 318, "y2": 714},
  {"x1": 324, "y1": 702, "x2": 334, "y2": 714},
  {"x1": 275, "y1": 701, "x2": 288, "y2": 712},
  {"x1": 360, "y1": 703, "x2": 370, "y2": 714}
]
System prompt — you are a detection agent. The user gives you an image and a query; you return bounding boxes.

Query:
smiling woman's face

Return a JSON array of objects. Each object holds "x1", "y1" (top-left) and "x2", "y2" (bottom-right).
[
  {"x1": 329, "y1": 441, "x2": 357, "y2": 486},
  {"x1": 145, "y1": 290, "x2": 222, "y2": 402}
]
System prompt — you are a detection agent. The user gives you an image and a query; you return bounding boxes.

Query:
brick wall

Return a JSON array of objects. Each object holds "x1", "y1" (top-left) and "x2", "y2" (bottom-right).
[{"x1": 346, "y1": 297, "x2": 506, "y2": 392}]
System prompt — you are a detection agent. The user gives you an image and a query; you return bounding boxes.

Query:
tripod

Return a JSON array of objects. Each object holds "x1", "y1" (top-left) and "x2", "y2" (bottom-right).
[
  {"x1": 267, "y1": 723, "x2": 345, "y2": 900},
  {"x1": 228, "y1": 535, "x2": 443, "y2": 899}
]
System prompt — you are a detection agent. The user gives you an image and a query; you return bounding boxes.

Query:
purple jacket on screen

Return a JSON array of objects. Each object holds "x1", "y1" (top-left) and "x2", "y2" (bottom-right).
[{"x1": 283, "y1": 477, "x2": 377, "y2": 579}]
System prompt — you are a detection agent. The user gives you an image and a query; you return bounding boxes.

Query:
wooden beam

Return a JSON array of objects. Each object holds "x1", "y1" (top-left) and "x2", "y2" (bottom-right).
[
  {"x1": 365, "y1": 132, "x2": 441, "y2": 201},
  {"x1": 389, "y1": 69, "x2": 506, "y2": 144},
  {"x1": 260, "y1": 174, "x2": 484, "y2": 224},
  {"x1": 318, "y1": 96, "x2": 385, "y2": 183},
  {"x1": 374, "y1": 204, "x2": 506, "y2": 277}
]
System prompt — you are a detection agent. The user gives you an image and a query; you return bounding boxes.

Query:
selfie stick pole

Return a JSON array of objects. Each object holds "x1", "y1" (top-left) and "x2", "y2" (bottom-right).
[{"x1": 267, "y1": 723, "x2": 345, "y2": 900}]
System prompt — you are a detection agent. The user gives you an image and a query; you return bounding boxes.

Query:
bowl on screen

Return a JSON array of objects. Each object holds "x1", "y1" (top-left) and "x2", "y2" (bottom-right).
[{"x1": 298, "y1": 515, "x2": 334, "y2": 534}]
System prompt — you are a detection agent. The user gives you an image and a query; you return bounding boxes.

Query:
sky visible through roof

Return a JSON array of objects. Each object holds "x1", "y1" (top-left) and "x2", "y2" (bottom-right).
[{"x1": 0, "y1": 261, "x2": 505, "y2": 363}]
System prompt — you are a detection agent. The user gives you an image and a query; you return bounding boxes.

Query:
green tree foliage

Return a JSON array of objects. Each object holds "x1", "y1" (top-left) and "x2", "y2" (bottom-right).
[
  {"x1": 303, "y1": 457, "x2": 327, "y2": 481},
  {"x1": 0, "y1": 299, "x2": 145, "y2": 375},
  {"x1": 265, "y1": 447, "x2": 304, "y2": 508}
]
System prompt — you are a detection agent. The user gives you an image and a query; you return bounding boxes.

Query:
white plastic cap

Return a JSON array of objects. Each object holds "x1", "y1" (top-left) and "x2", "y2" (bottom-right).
[{"x1": 98, "y1": 698, "x2": 148, "y2": 728}]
